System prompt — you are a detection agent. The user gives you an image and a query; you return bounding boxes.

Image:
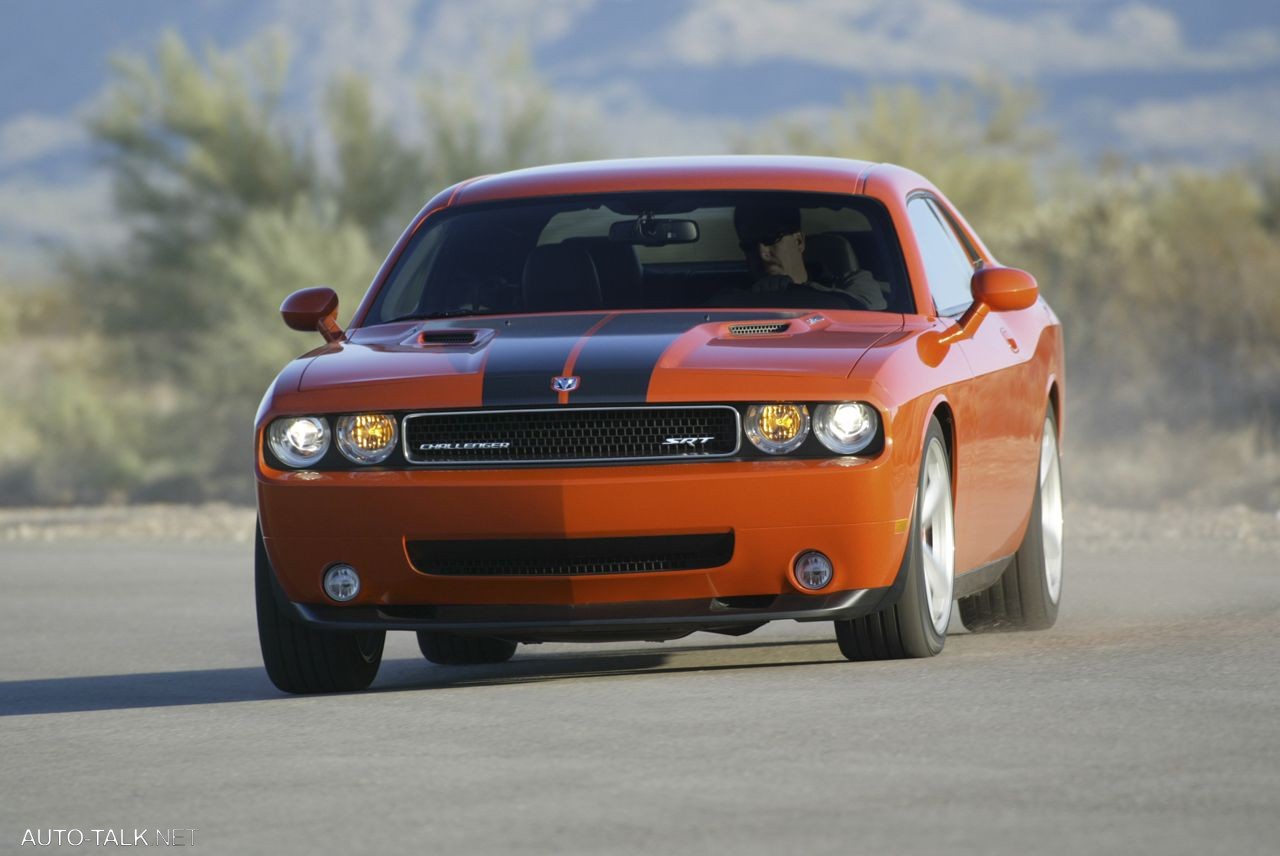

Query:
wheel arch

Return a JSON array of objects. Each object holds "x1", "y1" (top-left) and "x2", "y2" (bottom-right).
[
  {"x1": 926, "y1": 397, "x2": 957, "y2": 482},
  {"x1": 1046, "y1": 376, "x2": 1063, "y2": 443}
]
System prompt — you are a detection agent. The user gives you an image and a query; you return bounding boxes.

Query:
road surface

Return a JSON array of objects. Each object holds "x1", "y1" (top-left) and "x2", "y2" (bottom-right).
[{"x1": 2, "y1": 506, "x2": 1278, "y2": 854}]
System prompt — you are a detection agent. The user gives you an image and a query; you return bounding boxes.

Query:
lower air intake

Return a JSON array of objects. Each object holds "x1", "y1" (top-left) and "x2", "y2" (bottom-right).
[{"x1": 406, "y1": 533, "x2": 735, "y2": 576}]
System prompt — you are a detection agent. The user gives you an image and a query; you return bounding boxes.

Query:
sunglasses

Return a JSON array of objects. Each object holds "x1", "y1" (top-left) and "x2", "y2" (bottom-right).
[{"x1": 738, "y1": 230, "x2": 795, "y2": 253}]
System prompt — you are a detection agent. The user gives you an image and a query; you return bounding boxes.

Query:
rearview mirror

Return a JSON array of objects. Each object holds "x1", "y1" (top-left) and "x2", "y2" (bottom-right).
[
  {"x1": 281, "y1": 286, "x2": 344, "y2": 343},
  {"x1": 971, "y1": 266, "x2": 1038, "y2": 312},
  {"x1": 609, "y1": 217, "x2": 699, "y2": 246}
]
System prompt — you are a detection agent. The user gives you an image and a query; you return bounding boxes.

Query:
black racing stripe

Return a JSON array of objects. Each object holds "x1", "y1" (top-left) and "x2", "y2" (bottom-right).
[
  {"x1": 478, "y1": 314, "x2": 608, "y2": 406},
  {"x1": 568, "y1": 311, "x2": 796, "y2": 403}
]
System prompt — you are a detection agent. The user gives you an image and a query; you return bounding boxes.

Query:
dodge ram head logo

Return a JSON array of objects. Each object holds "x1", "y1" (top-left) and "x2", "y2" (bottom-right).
[{"x1": 551, "y1": 376, "x2": 580, "y2": 392}]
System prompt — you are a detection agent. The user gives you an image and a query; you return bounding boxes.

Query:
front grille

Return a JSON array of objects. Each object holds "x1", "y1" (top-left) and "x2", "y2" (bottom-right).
[
  {"x1": 406, "y1": 533, "x2": 734, "y2": 576},
  {"x1": 728, "y1": 322, "x2": 790, "y2": 336},
  {"x1": 403, "y1": 406, "x2": 740, "y2": 465}
]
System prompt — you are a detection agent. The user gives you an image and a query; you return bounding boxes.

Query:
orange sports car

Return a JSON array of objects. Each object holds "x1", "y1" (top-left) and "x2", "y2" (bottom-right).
[{"x1": 254, "y1": 156, "x2": 1065, "y2": 693}]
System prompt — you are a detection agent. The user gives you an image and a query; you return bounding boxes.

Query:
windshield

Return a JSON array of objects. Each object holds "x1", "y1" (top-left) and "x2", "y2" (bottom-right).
[{"x1": 366, "y1": 191, "x2": 911, "y2": 324}]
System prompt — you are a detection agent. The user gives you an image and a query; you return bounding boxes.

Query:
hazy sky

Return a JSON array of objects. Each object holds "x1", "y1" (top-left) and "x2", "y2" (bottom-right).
[{"x1": 1, "y1": 0, "x2": 1277, "y2": 279}]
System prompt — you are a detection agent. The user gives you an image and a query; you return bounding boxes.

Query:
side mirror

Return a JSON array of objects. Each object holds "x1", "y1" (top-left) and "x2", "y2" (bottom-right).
[
  {"x1": 918, "y1": 266, "x2": 1039, "y2": 365},
  {"x1": 281, "y1": 286, "x2": 344, "y2": 343},
  {"x1": 972, "y1": 266, "x2": 1039, "y2": 312}
]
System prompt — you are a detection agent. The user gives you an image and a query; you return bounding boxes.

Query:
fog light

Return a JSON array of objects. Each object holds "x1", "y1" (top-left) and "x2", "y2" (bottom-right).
[
  {"x1": 336, "y1": 413, "x2": 399, "y2": 464},
  {"x1": 323, "y1": 564, "x2": 361, "y2": 602},
  {"x1": 745, "y1": 403, "x2": 810, "y2": 454},
  {"x1": 793, "y1": 551, "x2": 834, "y2": 591}
]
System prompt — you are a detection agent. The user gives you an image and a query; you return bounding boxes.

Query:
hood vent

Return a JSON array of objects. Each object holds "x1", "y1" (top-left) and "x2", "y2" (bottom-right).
[
  {"x1": 418, "y1": 330, "x2": 479, "y2": 346},
  {"x1": 401, "y1": 327, "x2": 494, "y2": 349},
  {"x1": 728, "y1": 322, "x2": 791, "y2": 337}
]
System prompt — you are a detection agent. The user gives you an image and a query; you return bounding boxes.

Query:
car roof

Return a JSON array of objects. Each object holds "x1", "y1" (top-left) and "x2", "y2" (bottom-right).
[{"x1": 450, "y1": 155, "x2": 895, "y2": 206}]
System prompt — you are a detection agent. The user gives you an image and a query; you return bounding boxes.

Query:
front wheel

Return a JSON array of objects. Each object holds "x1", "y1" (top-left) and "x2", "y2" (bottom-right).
[
  {"x1": 834, "y1": 417, "x2": 954, "y2": 660},
  {"x1": 255, "y1": 523, "x2": 385, "y2": 693},
  {"x1": 959, "y1": 411, "x2": 1064, "y2": 632}
]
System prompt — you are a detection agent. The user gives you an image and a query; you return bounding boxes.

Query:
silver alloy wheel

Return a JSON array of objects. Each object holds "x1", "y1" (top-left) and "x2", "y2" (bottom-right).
[
  {"x1": 919, "y1": 437, "x2": 955, "y2": 635},
  {"x1": 1039, "y1": 418, "x2": 1065, "y2": 604}
]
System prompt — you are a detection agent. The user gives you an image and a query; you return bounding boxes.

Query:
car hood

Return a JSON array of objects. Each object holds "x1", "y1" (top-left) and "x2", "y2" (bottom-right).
[{"x1": 295, "y1": 310, "x2": 902, "y2": 407}]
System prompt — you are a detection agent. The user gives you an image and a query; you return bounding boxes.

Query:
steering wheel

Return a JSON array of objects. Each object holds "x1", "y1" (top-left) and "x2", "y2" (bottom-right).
[{"x1": 790, "y1": 283, "x2": 868, "y2": 310}]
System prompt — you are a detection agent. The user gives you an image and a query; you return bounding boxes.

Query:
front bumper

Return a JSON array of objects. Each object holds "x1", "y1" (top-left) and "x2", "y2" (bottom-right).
[
  {"x1": 257, "y1": 453, "x2": 914, "y2": 614},
  {"x1": 282, "y1": 587, "x2": 899, "y2": 642}
]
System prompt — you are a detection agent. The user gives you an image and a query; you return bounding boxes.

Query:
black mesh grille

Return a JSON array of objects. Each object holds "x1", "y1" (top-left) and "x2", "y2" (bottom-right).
[
  {"x1": 403, "y1": 406, "x2": 739, "y2": 465},
  {"x1": 407, "y1": 533, "x2": 734, "y2": 576}
]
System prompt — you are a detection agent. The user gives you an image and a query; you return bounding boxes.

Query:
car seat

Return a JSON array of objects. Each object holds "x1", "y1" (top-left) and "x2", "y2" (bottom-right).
[{"x1": 522, "y1": 244, "x2": 604, "y2": 312}]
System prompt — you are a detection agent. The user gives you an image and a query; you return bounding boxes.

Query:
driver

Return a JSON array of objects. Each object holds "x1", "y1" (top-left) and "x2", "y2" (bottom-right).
[{"x1": 733, "y1": 203, "x2": 886, "y2": 310}]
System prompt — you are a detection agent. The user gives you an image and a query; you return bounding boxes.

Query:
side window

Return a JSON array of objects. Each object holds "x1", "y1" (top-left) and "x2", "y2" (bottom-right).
[
  {"x1": 374, "y1": 219, "x2": 449, "y2": 321},
  {"x1": 906, "y1": 197, "x2": 975, "y2": 315}
]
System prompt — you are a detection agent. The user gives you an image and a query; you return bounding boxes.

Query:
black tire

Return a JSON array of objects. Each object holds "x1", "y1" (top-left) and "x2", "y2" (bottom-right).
[
  {"x1": 416, "y1": 632, "x2": 518, "y2": 666},
  {"x1": 959, "y1": 411, "x2": 1063, "y2": 632},
  {"x1": 834, "y1": 417, "x2": 951, "y2": 660},
  {"x1": 255, "y1": 523, "x2": 385, "y2": 693}
]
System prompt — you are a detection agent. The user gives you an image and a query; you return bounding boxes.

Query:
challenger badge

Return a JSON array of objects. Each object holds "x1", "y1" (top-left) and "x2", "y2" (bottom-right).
[{"x1": 552, "y1": 376, "x2": 580, "y2": 392}]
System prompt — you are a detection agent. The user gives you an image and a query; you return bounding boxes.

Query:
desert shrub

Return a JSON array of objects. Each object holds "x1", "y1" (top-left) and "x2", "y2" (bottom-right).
[
  {"x1": 1003, "y1": 168, "x2": 1280, "y2": 442},
  {"x1": 741, "y1": 80, "x2": 1049, "y2": 240},
  {"x1": 758, "y1": 87, "x2": 1279, "y2": 506},
  {"x1": 35, "y1": 33, "x2": 600, "y2": 503},
  {"x1": 9, "y1": 37, "x2": 1276, "y2": 509}
]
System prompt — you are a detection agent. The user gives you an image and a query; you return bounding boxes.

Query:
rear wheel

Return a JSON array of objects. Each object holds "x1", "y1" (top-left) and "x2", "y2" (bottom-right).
[
  {"x1": 959, "y1": 411, "x2": 1063, "y2": 632},
  {"x1": 417, "y1": 632, "x2": 518, "y2": 666},
  {"x1": 835, "y1": 417, "x2": 953, "y2": 660},
  {"x1": 255, "y1": 524, "x2": 385, "y2": 693}
]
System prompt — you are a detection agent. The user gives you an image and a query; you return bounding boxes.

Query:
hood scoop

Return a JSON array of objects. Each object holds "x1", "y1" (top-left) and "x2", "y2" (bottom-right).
[
  {"x1": 420, "y1": 331, "x2": 477, "y2": 345},
  {"x1": 407, "y1": 328, "x2": 495, "y2": 348},
  {"x1": 727, "y1": 321, "x2": 792, "y2": 337}
]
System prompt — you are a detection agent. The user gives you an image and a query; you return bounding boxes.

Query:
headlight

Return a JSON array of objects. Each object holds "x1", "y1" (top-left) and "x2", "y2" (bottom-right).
[
  {"x1": 336, "y1": 413, "x2": 399, "y2": 464},
  {"x1": 744, "y1": 404, "x2": 810, "y2": 454},
  {"x1": 267, "y1": 416, "x2": 330, "y2": 468},
  {"x1": 813, "y1": 402, "x2": 878, "y2": 454}
]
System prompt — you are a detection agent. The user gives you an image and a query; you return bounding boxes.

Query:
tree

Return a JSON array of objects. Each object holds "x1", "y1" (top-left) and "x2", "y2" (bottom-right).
[{"x1": 56, "y1": 32, "x2": 601, "y2": 502}]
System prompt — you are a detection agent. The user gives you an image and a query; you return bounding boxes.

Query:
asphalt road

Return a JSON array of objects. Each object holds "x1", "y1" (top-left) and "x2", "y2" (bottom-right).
[{"x1": 2, "y1": 519, "x2": 1278, "y2": 855}]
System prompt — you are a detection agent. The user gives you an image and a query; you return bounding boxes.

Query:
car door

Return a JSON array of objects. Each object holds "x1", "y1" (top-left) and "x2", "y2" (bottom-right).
[{"x1": 907, "y1": 195, "x2": 1039, "y2": 569}]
